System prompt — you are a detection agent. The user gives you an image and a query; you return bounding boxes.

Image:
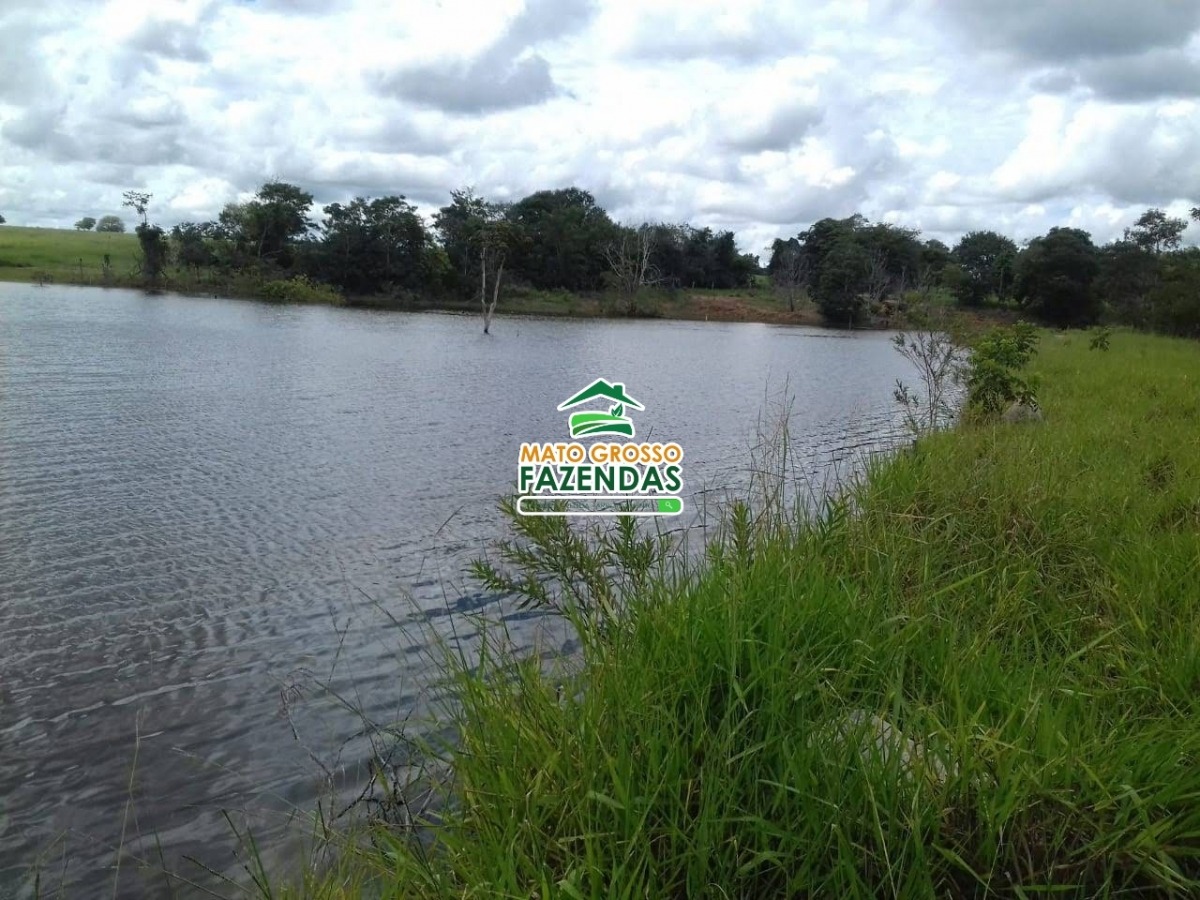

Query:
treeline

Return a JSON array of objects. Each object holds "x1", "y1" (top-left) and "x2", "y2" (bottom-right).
[
  {"x1": 135, "y1": 182, "x2": 758, "y2": 307},
  {"x1": 767, "y1": 208, "x2": 1200, "y2": 337},
  {"x1": 120, "y1": 180, "x2": 1200, "y2": 336}
]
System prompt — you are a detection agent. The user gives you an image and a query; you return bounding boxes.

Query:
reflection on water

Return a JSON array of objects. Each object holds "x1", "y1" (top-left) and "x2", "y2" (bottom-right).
[{"x1": 0, "y1": 283, "x2": 913, "y2": 896}]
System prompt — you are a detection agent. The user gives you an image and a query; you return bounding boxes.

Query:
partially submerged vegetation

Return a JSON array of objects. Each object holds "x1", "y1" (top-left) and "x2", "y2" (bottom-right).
[{"x1": 284, "y1": 328, "x2": 1200, "y2": 897}]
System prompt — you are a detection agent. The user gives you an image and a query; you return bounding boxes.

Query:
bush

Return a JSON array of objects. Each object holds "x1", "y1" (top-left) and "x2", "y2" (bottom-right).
[
  {"x1": 135, "y1": 223, "x2": 170, "y2": 283},
  {"x1": 892, "y1": 327, "x2": 962, "y2": 435},
  {"x1": 1089, "y1": 326, "x2": 1112, "y2": 351},
  {"x1": 257, "y1": 275, "x2": 343, "y2": 305},
  {"x1": 964, "y1": 322, "x2": 1040, "y2": 415}
]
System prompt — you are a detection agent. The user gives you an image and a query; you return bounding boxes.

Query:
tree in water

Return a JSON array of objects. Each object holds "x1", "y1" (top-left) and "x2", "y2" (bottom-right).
[
  {"x1": 476, "y1": 220, "x2": 522, "y2": 335},
  {"x1": 435, "y1": 189, "x2": 524, "y2": 333}
]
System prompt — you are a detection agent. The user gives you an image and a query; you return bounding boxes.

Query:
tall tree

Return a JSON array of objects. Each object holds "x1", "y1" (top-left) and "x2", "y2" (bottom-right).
[
  {"x1": 917, "y1": 239, "x2": 952, "y2": 295},
  {"x1": 1147, "y1": 249, "x2": 1200, "y2": 338},
  {"x1": 1124, "y1": 208, "x2": 1187, "y2": 254},
  {"x1": 508, "y1": 187, "x2": 616, "y2": 290},
  {"x1": 243, "y1": 181, "x2": 315, "y2": 266},
  {"x1": 96, "y1": 215, "x2": 125, "y2": 233},
  {"x1": 952, "y1": 230, "x2": 1018, "y2": 305},
  {"x1": 1015, "y1": 227, "x2": 1100, "y2": 326},
  {"x1": 795, "y1": 215, "x2": 866, "y2": 297},
  {"x1": 74, "y1": 217, "x2": 97, "y2": 231},
  {"x1": 813, "y1": 237, "x2": 870, "y2": 325},
  {"x1": 434, "y1": 188, "x2": 493, "y2": 293},
  {"x1": 121, "y1": 189, "x2": 169, "y2": 283},
  {"x1": 121, "y1": 191, "x2": 151, "y2": 226},
  {"x1": 171, "y1": 222, "x2": 218, "y2": 274},
  {"x1": 319, "y1": 195, "x2": 434, "y2": 294},
  {"x1": 768, "y1": 237, "x2": 807, "y2": 311},
  {"x1": 1097, "y1": 240, "x2": 1160, "y2": 327},
  {"x1": 857, "y1": 222, "x2": 922, "y2": 295}
]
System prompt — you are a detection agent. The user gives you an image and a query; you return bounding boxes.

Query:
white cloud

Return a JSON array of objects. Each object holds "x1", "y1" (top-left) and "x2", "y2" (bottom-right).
[{"x1": 1, "y1": 0, "x2": 1199, "y2": 253}]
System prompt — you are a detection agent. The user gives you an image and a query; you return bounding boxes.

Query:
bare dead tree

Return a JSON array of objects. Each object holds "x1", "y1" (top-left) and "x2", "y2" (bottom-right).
[
  {"x1": 603, "y1": 225, "x2": 659, "y2": 315},
  {"x1": 864, "y1": 247, "x2": 894, "y2": 308},
  {"x1": 914, "y1": 261, "x2": 939, "y2": 299},
  {"x1": 770, "y1": 244, "x2": 809, "y2": 312},
  {"x1": 476, "y1": 225, "x2": 511, "y2": 335}
]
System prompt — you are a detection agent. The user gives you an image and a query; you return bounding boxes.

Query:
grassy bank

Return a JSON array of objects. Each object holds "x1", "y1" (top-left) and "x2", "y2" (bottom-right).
[
  {"x1": 0, "y1": 225, "x2": 140, "y2": 282},
  {"x1": 376, "y1": 284, "x2": 844, "y2": 325},
  {"x1": 296, "y1": 329, "x2": 1200, "y2": 898},
  {"x1": 2, "y1": 225, "x2": 1020, "y2": 329}
]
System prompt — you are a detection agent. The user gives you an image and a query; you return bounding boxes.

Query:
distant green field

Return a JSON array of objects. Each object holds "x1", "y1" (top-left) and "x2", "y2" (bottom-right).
[{"x1": 0, "y1": 225, "x2": 140, "y2": 283}]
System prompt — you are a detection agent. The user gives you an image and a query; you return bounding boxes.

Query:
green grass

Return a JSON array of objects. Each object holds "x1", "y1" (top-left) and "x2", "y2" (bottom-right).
[
  {"x1": 0, "y1": 225, "x2": 140, "y2": 282},
  {"x1": 290, "y1": 330, "x2": 1200, "y2": 898}
]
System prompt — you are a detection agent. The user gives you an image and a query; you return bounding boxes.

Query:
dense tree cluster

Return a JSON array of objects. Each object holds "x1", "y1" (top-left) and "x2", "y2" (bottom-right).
[
  {"x1": 766, "y1": 207, "x2": 1200, "y2": 336},
  {"x1": 104, "y1": 178, "x2": 1200, "y2": 337},
  {"x1": 141, "y1": 182, "x2": 756, "y2": 307}
]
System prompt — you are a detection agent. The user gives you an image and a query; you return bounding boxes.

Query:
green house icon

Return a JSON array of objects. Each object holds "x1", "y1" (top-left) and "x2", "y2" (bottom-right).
[{"x1": 557, "y1": 379, "x2": 645, "y2": 438}]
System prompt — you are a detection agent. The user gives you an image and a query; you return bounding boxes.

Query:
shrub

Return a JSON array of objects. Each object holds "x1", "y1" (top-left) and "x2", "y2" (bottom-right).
[
  {"x1": 257, "y1": 275, "x2": 343, "y2": 305},
  {"x1": 1089, "y1": 326, "x2": 1112, "y2": 352},
  {"x1": 964, "y1": 322, "x2": 1040, "y2": 415},
  {"x1": 135, "y1": 223, "x2": 170, "y2": 283},
  {"x1": 892, "y1": 327, "x2": 963, "y2": 435}
]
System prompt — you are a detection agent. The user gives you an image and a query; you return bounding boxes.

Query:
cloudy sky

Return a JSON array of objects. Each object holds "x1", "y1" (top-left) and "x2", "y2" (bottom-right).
[{"x1": 3, "y1": 0, "x2": 1200, "y2": 258}]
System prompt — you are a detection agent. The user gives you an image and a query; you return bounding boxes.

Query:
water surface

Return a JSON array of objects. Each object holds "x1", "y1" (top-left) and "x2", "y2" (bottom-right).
[{"x1": 0, "y1": 284, "x2": 914, "y2": 896}]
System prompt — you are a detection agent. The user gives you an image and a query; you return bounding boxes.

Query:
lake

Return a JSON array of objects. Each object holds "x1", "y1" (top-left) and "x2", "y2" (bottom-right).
[{"x1": 0, "y1": 283, "x2": 916, "y2": 897}]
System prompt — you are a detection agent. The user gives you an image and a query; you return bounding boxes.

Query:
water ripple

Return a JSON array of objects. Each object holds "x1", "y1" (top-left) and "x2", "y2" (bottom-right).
[{"x1": 0, "y1": 284, "x2": 914, "y2": 897}]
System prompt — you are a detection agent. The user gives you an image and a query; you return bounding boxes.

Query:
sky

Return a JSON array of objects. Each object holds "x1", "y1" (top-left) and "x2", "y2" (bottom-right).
[{"x1": 3, "y1": 0, "x2": 1200, "y2": 259}]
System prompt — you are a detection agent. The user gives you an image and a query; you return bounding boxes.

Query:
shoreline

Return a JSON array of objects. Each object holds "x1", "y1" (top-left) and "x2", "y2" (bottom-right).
[
  {"x1": 0, "y1": 272, "x2": 1020, "y2": 332},
  {"x1": 290, "y1": 328, "x2": 1200, "y2": 897}
]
